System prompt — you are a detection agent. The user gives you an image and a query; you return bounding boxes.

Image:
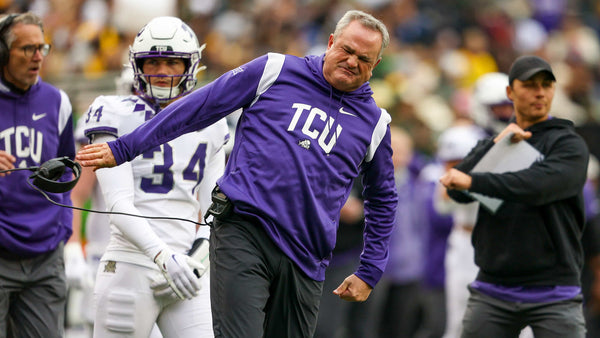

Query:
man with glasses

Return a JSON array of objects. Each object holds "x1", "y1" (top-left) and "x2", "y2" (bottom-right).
[
  {"x1": 0, "y1": 12, "x2": 75, "y2": 337},
  {"x1": 19, "y1": 43, "x2": 51, "y2": 58}
]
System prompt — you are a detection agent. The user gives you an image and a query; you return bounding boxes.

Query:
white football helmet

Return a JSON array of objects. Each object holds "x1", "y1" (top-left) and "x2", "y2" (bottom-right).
[
  {"x1": 473, "y1": 72, "x2": 511, "y2": 107},
  {"x1": 436, "y1": 124, "x2": 486, "y2": 162},
  {"x1": 470, "y1": 72, "x2": 513, "y2": 134},
  {"x1": 129, "y1": 16, "x2": 206, "y2": 102}
]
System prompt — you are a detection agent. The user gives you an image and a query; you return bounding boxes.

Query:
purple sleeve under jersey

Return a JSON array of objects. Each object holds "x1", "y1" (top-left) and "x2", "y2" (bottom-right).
[{"x1": 108, "y1": 53, "x2": 398, "y2": 284}]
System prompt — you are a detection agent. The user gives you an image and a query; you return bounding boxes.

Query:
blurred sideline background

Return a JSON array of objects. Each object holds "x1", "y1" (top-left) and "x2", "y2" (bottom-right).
[
  {"x1": 2, "y1": 0, "x2": 598, "y2": 160},
  {"x1": 3, "y1": 0, "x2": 600, "y2": 337}
]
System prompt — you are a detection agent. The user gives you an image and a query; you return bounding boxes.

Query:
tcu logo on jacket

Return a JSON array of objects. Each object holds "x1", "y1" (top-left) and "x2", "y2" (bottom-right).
[
  {"x1": 287, "y1": 103, "x2": 343, "y2": 154},
  {"x1": 0, "y1": 126, "x2": 44, "y2": 163}
]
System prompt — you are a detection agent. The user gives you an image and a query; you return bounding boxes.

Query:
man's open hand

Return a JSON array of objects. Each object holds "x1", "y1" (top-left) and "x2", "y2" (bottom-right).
[
  {"x1": 0, "y1": 150, "x2": 15, "y2": 176},
  {"x1": 75, "y1": 143, "x2": 117, "y2": 171},
  {"x1": 494, "y1": 123, "x2": 532, "y2": 144}
]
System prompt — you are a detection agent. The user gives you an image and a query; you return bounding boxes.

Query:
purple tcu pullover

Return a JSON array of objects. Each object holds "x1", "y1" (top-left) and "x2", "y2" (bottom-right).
[
  {"x1": 0, "y1": 78, "x2": 75, "y2": 256},
  {"x1": 108, "y1": 53, "x2": 398, "y2": 285}
]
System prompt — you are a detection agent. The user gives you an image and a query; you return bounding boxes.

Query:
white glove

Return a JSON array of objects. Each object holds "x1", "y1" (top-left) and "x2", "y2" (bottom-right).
[
  {"x1": 64, "y1": 242, "x2": 91, "y2": 289},
  {"x1": 151, "y1": 239, "x2": 210, "y2": 302},
  {"x1": 150, "y1": 272, "x2": 181, "y2": 306},
  {"x1": 154, "y1": 248, "x2": 204, "y2": 300}
]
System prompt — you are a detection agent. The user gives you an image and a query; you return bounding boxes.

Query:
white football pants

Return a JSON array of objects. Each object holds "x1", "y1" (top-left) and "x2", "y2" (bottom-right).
[{"x1": 93, "y1": 261, "x2": 213, "y2": 337}]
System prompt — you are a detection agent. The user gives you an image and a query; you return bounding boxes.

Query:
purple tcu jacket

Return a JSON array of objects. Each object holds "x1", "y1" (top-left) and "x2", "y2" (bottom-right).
[
  {"x1": 108, "y1": 53, "x2": 398, "y2": 285},
  {"x1": 0, "y1": 78, "x2": 75, "y2": 256}
]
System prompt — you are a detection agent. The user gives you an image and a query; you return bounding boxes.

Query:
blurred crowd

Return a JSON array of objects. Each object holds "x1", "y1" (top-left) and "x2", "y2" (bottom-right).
[{"x1": 5, "y1": 0, "x2": 600, "y2": 336}]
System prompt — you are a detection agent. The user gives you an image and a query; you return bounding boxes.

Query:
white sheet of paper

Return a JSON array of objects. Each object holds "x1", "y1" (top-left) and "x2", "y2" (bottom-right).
[{"x1": 468, "y1": 133, "x2": 543, "y2": 213}]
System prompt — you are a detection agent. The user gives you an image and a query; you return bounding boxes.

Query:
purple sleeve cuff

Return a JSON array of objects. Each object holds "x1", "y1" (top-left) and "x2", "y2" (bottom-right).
[
  {"x1": 108, "y1": 139, "x2": 127, "y2": 165},
  {"x1": 355, "y1": 263, "x2": 383, "y2": 288}
]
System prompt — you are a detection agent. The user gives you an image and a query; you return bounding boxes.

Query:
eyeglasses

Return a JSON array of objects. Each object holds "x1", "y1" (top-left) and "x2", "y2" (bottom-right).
[{"x1": 14, "y1": 43, "x2": 51, "y2": 58}]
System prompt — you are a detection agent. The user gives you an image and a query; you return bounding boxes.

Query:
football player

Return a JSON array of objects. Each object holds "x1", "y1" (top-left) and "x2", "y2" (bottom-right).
[{"x1": 83, "y1": 17, "x2": 227, "y2": 337}]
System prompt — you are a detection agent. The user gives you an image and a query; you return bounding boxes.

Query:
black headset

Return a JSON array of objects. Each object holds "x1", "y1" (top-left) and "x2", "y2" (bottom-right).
[
  {"x1": 0, "y1": 14, "x2": 18, "y2": 66},
  {"x1": 0, "y1": 156, "x2": 81, "y2": 193},
  {"x1": 29, "y1": 156, "x2": 81, "y2": 193},
  {"x1": 0, "y1": 156, "x2": 205, "y2": 226}
]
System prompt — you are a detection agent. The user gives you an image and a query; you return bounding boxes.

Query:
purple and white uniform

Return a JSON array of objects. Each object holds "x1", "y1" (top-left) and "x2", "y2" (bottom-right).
[
  {"x1": 83, "y1": 95, "x2": 229, "y2": 266},
  {"x1": 0, "y1": 79, "x2": 74, "y2": 256},
  {"x1": 108, "y1": 53, "x2": 398, "y2": 285},
  {"x1": 85, "y1": 93, "x2": 228, "y2": 337}
]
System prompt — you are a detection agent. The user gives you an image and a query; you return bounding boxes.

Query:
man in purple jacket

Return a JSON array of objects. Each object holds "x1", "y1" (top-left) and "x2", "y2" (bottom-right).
[
  {"x1": 77, "y1": 10, "x2": 397, "y2": 337},
  {"x1": 0, "y1": 12, "x2": 75, "y2": 337}
]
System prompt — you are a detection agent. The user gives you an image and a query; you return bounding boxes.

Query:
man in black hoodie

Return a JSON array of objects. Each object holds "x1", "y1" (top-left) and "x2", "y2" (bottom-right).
[{"x1": 440, "y1": 55, "x2": 589, "y2": 338}]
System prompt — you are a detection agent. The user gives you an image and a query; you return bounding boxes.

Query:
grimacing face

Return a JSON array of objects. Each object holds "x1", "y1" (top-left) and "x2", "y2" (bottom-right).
[
  {"x1": 3, "y1": 23, "x2": 45, "y2": 91},
  {"x1": 322, "y1": 20, "x2": 382, "y2": 92}
]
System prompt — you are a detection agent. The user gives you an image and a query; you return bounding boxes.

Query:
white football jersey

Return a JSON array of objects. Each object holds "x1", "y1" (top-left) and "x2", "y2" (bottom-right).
[{"x1": 83, "y1": 95, "x2": 228, "y2": 268}]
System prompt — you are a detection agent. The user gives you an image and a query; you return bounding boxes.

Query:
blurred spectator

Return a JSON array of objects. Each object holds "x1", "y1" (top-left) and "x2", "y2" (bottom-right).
[
  {"x1": 378, "y1": 126, "x2": 430, "y2": 338},
  {"x1": 433, "y1": 122, "x2": 486, "y2": 338},
  {"x1": 416, "y1": 144, "x2": 455, "y2": 338},
  {"x1": 470, "y1": 72, "x2": 513, "y2": 135},
  {"x1": 581, "y1": 155, "x2": 600, "y2": 338},
  {"x1": 314, "y1": 178, "x2": 382, "y2": 338},
  {"x1": 439, "y1": 26, "x2": 498, "y2": 89}
]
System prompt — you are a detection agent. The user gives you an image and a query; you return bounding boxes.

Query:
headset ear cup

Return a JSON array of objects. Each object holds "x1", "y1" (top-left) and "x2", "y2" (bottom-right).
[
  {"x1": 30, "y1": 157, "x2": 81, "y2": 193},
  {"x1": 0, "y1": 14, "x2": 17, "y2": 66},
  {"x1": 0, "y1": 39, "x2": 7, "y2": 66}
]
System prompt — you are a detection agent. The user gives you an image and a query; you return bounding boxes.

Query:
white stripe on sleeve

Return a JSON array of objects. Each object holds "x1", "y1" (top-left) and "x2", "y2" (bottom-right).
[
  {"x1": 365, "y1": 108, "x2": 392, "y2": 162},
  {"x1": 58, "y1": 89, "x2": 72, "y2": 134},
  {"x1": 250, "y1": 53, "x2": 285, "y2": 107}
]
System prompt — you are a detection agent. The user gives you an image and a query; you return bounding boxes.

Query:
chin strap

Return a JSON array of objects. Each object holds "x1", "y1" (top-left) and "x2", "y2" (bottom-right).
[{"x1": 148, "y1": 83, "x2": 181, "y2": 101}]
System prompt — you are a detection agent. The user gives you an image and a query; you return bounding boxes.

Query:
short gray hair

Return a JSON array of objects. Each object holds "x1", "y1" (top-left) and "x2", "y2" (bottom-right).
[
  {"x1": 1, "y1": 12, "x2": 44, "y2": 49},
  {"x1": 332, "y1": 10, "x2": 389, "y2": 60}
]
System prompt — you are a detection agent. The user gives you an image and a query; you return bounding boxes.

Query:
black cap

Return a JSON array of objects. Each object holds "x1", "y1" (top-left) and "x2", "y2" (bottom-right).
[{"x1": 508, "y1": 55, "x2": 556, "y2": 84}]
